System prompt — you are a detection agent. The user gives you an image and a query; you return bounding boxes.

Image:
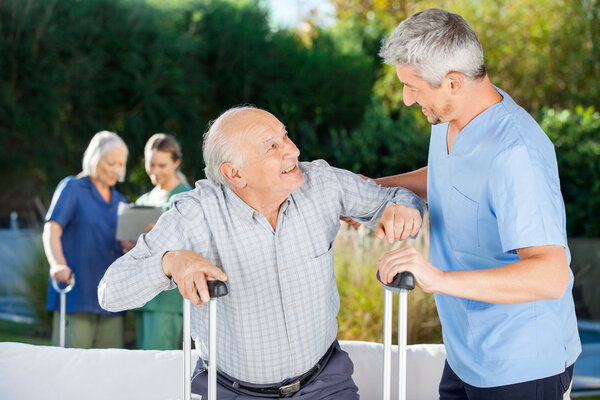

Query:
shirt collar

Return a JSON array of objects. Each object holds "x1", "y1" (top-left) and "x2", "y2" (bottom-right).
[
  {"x1": 82, "y1": 176, "x2": 118, "y2": 205},
  {"x1": 223, "y1": 186, "x2": 292, "y2": 222}
]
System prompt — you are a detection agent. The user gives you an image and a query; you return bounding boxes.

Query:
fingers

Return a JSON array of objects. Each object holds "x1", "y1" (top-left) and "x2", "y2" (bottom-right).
[
  {"x1": 378, "y1": 209, "x2": 406, "y2": 243},
  {"x1": 377, "y1": 206, "x2": 423, "y2": 243},
  {"x1": 204, "y1": 266, "x2": 228, "y2": 283},
  {"x1": 377, "y1": 246, "x2": 415, "y2": 284},
  {"x1": 193, "y1": 274, "x2": 210, "y2": 304},
  {"x1": 51, "y1": 265, "x2": 72, "y2": 284},
  {"x1": 393, "y1": 213, "x2": 406, "y2": 242},
  {"x1": 167, "y1": 250, "x2": 228, "y2": 306},
  {"x1": 341, "y1": 217, "x2": 361, "y2": 229}
]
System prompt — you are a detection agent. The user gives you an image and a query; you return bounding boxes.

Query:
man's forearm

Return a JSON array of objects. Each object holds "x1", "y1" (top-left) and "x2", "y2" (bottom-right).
[
  {"x1": 435, "y1": 246, "x2": 570, "y2": 304},
  {"x1": 98, "y1": 253, "x2": 173, "y2": 312},
  {"x1": 374, "y1": 167, "x2": 428, "y2": 202}
]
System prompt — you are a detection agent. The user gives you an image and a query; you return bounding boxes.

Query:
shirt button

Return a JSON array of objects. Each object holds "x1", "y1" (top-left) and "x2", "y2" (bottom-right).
[
  {"x1": 249, "y1": 223, "x2": 254, "y2": 229},
  {"x1": 295, "y1": 369, "x2": 301, "y2": 375},
  {"x1": 287, "y1": 303, "x2": 292, "y2": 308}
]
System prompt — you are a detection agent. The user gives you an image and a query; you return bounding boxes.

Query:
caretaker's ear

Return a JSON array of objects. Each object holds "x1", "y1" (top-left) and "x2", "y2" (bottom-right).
[{"x1": 446, "y1": 72, "x2": 465, "y2": 95}]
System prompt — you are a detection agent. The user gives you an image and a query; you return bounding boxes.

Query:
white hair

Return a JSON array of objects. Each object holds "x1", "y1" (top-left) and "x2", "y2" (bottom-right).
[
  {"x1": 379, "y1": 8, "x2": 486, "y2": 87},
  {"x1": 80, "y1": 131, "x2": 128, "y2": 181},
  {"x1": 202, "y1": 106, "x2": 253, "y2": 188}
]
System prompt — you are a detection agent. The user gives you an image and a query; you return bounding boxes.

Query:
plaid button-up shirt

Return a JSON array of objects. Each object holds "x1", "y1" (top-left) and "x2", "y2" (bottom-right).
[{"x1": 99, "y1": 160, "x2": 424, "y2": 384}]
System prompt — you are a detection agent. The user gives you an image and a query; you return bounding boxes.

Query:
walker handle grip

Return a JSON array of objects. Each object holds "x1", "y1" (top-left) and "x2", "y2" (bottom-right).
[
  {"x1": 376, "y1": 271, "x2": 415, "y2": 292},
  {"x1": 207, "y1": 280, "x2": 228, "y2": 299}
]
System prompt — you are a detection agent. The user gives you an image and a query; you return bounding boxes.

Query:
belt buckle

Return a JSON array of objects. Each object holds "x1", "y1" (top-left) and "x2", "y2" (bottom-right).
[{"x1": 278, "y1": 379, "x2": 300, "y2": 396}]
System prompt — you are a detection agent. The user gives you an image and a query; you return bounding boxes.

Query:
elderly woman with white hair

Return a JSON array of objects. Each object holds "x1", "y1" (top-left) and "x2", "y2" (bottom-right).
[{"x1": 43, "y1": 131, "x2": 129, "y2": 348}]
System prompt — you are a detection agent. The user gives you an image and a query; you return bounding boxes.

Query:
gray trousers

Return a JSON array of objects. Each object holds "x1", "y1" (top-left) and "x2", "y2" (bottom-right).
[{"x1": 191, "y1": 340, "x2": 359, "y2": 399}]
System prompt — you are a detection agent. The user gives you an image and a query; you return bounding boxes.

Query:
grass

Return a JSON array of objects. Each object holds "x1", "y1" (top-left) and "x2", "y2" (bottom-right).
[
  {"x1": 335, "y1": 214, "x2": 442, "y2": 345},
  {"x1": 0, "y1": 318, "x2": 50, "y2": 346}
]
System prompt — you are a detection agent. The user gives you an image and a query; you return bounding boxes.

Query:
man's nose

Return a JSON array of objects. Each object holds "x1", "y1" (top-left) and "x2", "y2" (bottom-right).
[
  {"x1": 284, "y1": 140, "x2": 300, "y2": 158},
  {"x1": 403, "y1": 86, "x2": 415, "y2": 106}
]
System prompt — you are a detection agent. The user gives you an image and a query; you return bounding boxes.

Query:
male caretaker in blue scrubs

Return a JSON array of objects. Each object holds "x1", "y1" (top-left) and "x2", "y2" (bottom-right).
[{"x1": 373, "y1": 9, "x2": 581, "y2": 400}]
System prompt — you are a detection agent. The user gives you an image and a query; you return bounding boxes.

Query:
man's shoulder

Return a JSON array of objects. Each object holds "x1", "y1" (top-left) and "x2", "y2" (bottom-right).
[
  {"x1": 171, "y1": 179, "x2": 224, "y2": 207},
  {"x1": 299, "y1": 159, "x2": 330, "y2": 172},
  {"x1": 297, "y1": 159, "x2": 337, "y2": 190}
]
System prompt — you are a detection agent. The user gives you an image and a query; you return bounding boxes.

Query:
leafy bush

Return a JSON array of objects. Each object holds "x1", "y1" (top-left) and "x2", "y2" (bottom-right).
[
  {"x1": 540, "y1": 106, "x2": 600, "y2": 237},
  {"x1": 17, "y1": 235, "x2": 53, "y2": 336},
  {"x1": 329, "y1": 98, "x2": 430, "y2": 178},
  {"x1": 0, "y1": 0, "x2": 375, "y2": 214}
]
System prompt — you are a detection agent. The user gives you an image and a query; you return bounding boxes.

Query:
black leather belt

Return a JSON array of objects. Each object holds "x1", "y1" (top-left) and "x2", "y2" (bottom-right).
[
  {"x1": 228, "y1": 363, "x2": 318, "y2": 396},
  {"x1": 217, "y1": 342, "x2": 335, "y2": 397}
]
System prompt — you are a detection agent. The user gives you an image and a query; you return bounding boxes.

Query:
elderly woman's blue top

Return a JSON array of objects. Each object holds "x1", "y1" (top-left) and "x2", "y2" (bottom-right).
[{"x1": 45, "y1": 176, "x2": 126, "y2": 315}]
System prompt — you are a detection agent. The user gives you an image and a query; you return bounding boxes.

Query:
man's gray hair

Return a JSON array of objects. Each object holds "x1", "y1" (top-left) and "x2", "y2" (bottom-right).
[
  {"x1": 80, "y1": 131, "x2": 128, "y2": 181},
  {"x1": 379, "y1": 8, "x2": 486, "y2": 87},
  {"x1": 202, "y1": 106, "x2": 252, "y2": 188}
]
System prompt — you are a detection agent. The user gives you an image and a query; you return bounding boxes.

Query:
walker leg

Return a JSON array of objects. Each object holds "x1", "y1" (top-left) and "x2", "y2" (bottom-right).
[
  {"x1": 208, "y1": 298, "x2": 217, "y2": 400},
  {"x1": 183, "y1": 299, "x2": 191, "y2": 400},
  {"x1": 182, "y1": 281, "x2": 228, "y2": 400},
  {"x1": 377, "y1": 271, "x2": 414, "y2": 400},
  {"x1": 398, "y1": 289, "x2": 408, "y2": 400},
  {"x1": 59, "y1": 292, "x2": 66, "y2": 348},
  {"x1": 382, "y1": 289, "x2": 393, "y2": 400}
]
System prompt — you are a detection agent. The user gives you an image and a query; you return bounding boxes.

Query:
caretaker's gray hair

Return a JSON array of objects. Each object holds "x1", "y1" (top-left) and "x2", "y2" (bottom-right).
[
  {"x1": 79, "y1": 131, "x2": 128, "y2": 181},
  {"x1": 202, "y1": 106, "x2": 254, "y2": 188},
  {"x1": 379, "y1": 8, "x2": 486, "y2": 87}
]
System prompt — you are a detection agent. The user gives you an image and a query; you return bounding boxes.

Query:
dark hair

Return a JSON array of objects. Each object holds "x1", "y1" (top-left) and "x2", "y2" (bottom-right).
[{"x1": 144, "y1": 133, "x2": 182, "y2": 162}]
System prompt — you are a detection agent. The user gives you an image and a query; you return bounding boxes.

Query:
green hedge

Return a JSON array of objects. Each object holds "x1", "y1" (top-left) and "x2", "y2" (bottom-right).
[
  {"x1": 0, "y1": 0, "x2": 374, "y2": 214},
  {"x1": 541, "y1": 106, "x2": 600, "y2": 238},
  {"x1": 1, "y1": 0, "x2": 599, "y2": 239}
]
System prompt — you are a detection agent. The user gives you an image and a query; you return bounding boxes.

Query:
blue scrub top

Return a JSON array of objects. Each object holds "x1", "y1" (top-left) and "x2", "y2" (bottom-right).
[
  {"x1": 45, "y1": 176, "x2": 126, "y2": 315},
  {"x1": 428, "y1": 87, "x2": 581, "y2": 387}
]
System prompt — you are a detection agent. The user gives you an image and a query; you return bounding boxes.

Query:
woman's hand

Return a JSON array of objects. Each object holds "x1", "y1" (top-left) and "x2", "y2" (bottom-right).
[
  {"x1": 50, "y1": 264, "x2": 73, "y2": 284},
  {"x1": 120, "y1": 240, "x2": 136, "y2": 254},
  {"x1": 143, "y1": 223, "x2": 155, "y2": 233}
]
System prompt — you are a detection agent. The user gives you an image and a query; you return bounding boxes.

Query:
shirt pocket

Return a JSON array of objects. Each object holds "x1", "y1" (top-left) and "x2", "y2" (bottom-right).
[
  {"x1": 446, "y1": 186, "x2": 480, "y2": 253},
  {"x1": 467, "y1": 300, "x2": 537, "y2": 362},
  {"x1": 306, "y1": 244, "x2": 339, "y2": 316}
]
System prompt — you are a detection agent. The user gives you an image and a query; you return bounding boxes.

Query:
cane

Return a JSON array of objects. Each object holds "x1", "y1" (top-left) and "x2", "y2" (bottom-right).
[
  {"x1": 377, "y1": 271, "x2": 415, "y2": 400},
  {"x1": 51, "y1": 273, "x2": 76, "y2": 348},
  {"x1": 183, "y1": 280, "x2": 228, "y2": 400}
]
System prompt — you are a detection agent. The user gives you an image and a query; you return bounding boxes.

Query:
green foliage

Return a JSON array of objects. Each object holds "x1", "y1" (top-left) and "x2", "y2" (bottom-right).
[
  {"x1": 330, "y1": 98, "x2": 429, "y2": 177},
  {"x1": 335, "y1": 217, "x2": 442, "y2": 345},
  {"x1": 330, "y1": 0, "x2": 600, "y2": 112},
  {"x1": 540, "y1": 106, "x2": 600, "y2": 237},
  {"x1": 16, "y1": 236, "x2": 53, "y2": 336},
  {"x1": 0, "y1": 0, "x2": 375, "y2": 215}
]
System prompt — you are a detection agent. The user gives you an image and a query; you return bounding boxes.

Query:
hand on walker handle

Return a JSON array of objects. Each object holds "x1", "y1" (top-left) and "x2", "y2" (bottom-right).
[
  {"x1": 50, "y1": 264, "x2": 73, "y2": 284},
  {"x1": 162, "y1": 250, "x2": 228, "y2": 306}
]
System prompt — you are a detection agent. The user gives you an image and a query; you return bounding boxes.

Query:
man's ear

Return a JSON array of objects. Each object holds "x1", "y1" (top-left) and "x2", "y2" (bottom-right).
[
  {"x1": 446, "y1": 72, "x2": 464, "y2": 95},
  {"x1": 220, "y1": 162, "x2": 246, "y2": 189}
]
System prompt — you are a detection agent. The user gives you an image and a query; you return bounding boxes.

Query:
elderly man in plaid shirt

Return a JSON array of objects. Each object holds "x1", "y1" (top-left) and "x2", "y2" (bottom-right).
[{"x1": 99, "y1": 106, "x2": 424, "y2": 399}]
